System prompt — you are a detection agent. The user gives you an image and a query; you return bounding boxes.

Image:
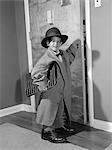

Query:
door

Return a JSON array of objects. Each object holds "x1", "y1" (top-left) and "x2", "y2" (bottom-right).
[
  {"x1": 0, "y1": 0, "x2": 30, "y2": 109},
  {"x1": 28, "y1": 0, "x2": 87, "y2": 124}
]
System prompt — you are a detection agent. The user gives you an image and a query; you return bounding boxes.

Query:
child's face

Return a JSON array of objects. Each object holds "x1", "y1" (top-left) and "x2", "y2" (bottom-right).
[{"x1": 47, "y1": 36, "x2": 62, "y2": 52}]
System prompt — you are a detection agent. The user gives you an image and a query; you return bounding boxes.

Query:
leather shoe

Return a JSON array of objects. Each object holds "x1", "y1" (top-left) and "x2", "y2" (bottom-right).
[{"x1": 41, "y1": 129, "x2": 67, "y2": 143}]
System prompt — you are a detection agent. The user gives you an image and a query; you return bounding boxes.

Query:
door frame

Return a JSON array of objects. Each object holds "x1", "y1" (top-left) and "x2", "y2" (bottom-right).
[
  {"x1": 85, "y1": 0, "x2": 94, "y2": 126},
  {"x1": 23, "y1": 0, "x2": 36, "y2": 112},
  {"x1": 24, "y1": 0, "x2": 89, "y2": 124},
  {"x1": 85, "y1": 0, "x2": 112, "y2": 133},
  {"x1": 24, "y1": 0, "x2": 92, "y2": 124}
]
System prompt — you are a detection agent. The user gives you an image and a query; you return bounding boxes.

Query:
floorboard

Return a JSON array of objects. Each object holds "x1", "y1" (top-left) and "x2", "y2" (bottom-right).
[{"x1": 0, "y1": 111, "x2": 112, "y2": 150}]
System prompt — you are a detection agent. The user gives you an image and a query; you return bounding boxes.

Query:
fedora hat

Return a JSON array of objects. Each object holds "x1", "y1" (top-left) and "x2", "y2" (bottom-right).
[{"x1": 41, "y1": 27, "x2": 68, "y2": 48}]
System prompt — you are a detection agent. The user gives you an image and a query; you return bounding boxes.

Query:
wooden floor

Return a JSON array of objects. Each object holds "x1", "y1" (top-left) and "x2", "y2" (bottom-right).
[{"x1": 0, "y1": 111, "x2": 112, "y2": 150}]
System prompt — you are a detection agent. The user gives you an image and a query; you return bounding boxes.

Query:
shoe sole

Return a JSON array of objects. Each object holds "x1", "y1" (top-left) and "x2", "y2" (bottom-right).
[{"x1": 41, "y1": 136, "x2": 68, "y2": 143}]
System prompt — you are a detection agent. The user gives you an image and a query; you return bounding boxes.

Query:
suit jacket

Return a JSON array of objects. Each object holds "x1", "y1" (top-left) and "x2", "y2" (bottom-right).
[{"x1": 31, "y1": 39, "x2": 81, "y2": 126}]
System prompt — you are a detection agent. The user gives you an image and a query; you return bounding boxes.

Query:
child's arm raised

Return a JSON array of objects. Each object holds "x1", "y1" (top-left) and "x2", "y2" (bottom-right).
[{"x1": 66, "y1": 39, "x2": 81, "y2": 64}]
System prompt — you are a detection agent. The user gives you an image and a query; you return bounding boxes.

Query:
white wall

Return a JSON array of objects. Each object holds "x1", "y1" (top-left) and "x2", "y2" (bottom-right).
[
  {"x1": 0, "y1": 0, "x2": 29, "y2": 109},
  {"x1": 90, "y1": 0, "x2": 112, "y2": 122}
]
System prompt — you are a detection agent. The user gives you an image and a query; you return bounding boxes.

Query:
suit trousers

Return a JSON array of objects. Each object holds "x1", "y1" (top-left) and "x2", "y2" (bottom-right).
[
  {"x1": 52, "y1": 98, "x2": 70, "y2": 129},
  {"x1": 36, "y1": 98, "x2": 69, "y2": 128}
]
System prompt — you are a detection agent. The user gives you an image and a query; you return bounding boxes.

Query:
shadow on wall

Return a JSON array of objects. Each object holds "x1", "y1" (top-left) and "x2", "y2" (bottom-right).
[
  {"x1": 92, "y1": 50, "x2": 107, "y2": 121},
  {"x1": 15, "y1": 70, "x2": 30, "y2": 105},
  {"x1": 15, "y1": 78, "x2": 22, "y2": 104}
]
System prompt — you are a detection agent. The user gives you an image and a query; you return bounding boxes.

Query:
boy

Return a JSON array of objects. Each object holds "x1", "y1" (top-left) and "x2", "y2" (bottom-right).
[{"x1": 31, "y1": 27, "x2": 81, "y2": 143}]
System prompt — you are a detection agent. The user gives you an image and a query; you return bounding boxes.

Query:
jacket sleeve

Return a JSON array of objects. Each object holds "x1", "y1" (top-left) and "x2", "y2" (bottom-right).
[
  {"x1": 31, "y1": 60, "x2": 57, "y2": 91},
  {"x1": 31, "y1": 56, "x2": 49, "y2": 91},
  {"x1": 66, "y1": 39, "x2": 81, "y2": 65}
]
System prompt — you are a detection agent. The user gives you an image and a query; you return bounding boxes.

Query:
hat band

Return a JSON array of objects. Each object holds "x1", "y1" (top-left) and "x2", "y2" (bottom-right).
[{"x1": 46, "y1": 33, "x2": 61, "y2": 38}]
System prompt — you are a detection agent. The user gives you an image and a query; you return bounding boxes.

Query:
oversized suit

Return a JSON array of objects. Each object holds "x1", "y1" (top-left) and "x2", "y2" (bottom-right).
[{"x1": 31, "y1": 39, "x2": 81, "y2": 127}]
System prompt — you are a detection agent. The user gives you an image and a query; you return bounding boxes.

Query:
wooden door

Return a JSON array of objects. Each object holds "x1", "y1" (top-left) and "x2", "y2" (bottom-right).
[{"x1": 29, "y1": 0, "x2": 87, "y2": 124}]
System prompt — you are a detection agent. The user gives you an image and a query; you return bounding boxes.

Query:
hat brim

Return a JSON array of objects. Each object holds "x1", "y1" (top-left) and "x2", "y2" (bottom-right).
[{"x1": 41, "y1": 35, "x2": 68, "y2": 48}]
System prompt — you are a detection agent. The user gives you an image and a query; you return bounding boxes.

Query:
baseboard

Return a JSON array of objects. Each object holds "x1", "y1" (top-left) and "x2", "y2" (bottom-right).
[
  {"x1": 0, "y1": 104, "x2": 35, "y2": 117},
  {"x1": 22, "y1": 104, "x2": 36, "y2": 113},
  {"x1": 92, "y1": 119, "x2": 112, "y2": 133}
]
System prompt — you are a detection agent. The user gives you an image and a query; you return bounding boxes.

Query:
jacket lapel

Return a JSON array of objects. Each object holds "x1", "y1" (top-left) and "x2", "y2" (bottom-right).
[{"x1": 47, "y1": 50, "x2": 67, "y2": 83}]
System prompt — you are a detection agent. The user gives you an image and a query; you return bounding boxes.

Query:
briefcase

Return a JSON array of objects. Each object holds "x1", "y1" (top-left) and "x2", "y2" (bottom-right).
[{"x1": 25, "y1": 73, "x2": 39, "y2": 97}]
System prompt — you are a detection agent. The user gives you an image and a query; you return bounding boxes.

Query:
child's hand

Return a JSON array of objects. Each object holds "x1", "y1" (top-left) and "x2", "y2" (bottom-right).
[
  {"x1": 37, "y1": 79, "x2": 48, "y2": 91},
  {"x1": 72, "y1": 39, "x2": 81, "y2": 51},
  {"x1": 38, "y1": 85, "x2": 47, "y2": 91}
]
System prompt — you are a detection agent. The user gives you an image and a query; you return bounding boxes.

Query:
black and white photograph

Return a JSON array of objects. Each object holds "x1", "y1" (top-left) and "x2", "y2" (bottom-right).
[{"x1": 0, "y1": 0, "x2": 112, "y2": 150}]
